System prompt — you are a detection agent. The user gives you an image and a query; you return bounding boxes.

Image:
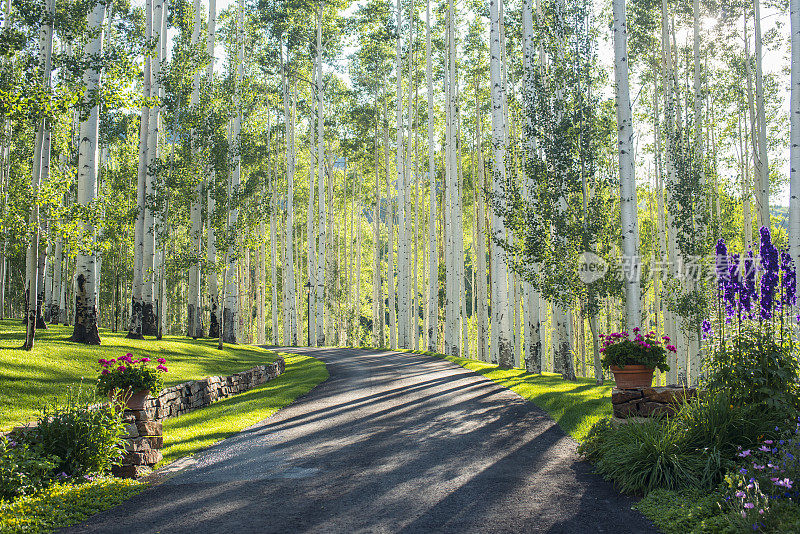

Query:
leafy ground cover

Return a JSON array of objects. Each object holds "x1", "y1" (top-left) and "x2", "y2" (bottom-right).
[
  {"x1": 0, "y1": 320, "x2": 281, "y2": 430},
  {"x1": 0, "y1": 477, "x2": 143, "y2": 534}
]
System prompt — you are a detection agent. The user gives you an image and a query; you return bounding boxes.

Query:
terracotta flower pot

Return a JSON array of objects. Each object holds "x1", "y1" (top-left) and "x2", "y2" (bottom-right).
[
  {"x1": 610, "y1": 365, "x2": 655, "y2": 389},
  {"x1": 108, "y1": 389, "x2": 151, "y2": 411}
]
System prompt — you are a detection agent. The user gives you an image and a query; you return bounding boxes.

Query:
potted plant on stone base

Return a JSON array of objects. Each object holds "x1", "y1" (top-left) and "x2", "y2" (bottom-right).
[
  {"x1": 96, "y1": 354, "x2": 168, "y2": 410},
  {"x1": 600, "y1": 329, "x2": 674, "y2": 389}
]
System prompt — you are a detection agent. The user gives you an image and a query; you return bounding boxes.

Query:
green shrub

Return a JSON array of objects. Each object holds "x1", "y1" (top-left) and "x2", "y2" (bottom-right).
[
  {"x1": 591, "y1": 416, "x2": 714, "y2": 494},
  {"x1": 633, "y1": 488, "x2": 734, "y2": 534},
  {"x1": 32, "y1": 390, "x2": 126, "y2": 477},
  {"x1": 704, "y1": 325, "x2": 800, "y2": 416},
  {"x1": 577, "y1": 416, "x2": 613, "y2": 462},
  {"x1": 0, "y1": 436, "x2": 58, "y2": 501}
]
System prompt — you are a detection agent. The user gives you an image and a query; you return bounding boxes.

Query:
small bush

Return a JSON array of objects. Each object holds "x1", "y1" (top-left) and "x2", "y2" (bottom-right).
[
  {"x1": 96, "y1": 353, "x2": 168, "y2": 397},
  {"x1": 33, "y1": 389, "x2": 126, "y2": 477},
  {"x1": 591, "y1": 416, "x2": 714, "y2": 494},
  {"x1": 577, "y1": 416, "x2": 613, "y2": 462},
  {"x1": 0, "y1": 436, "x2": 58, "y2": 501}
]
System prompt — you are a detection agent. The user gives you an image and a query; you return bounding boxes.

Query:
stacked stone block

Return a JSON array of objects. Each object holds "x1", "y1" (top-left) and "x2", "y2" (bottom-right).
[
  {"x1": 611, "y1": 386, "x2": 698, "y2": 419},
  {"x1": 112, "y1": 410, "x2": 163, "y2": 479}
]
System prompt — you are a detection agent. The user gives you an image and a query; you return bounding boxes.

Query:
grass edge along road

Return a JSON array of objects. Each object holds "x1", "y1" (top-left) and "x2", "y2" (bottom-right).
[{"x1": 0, "y1": 351, "x2": 328, "y2": 534}]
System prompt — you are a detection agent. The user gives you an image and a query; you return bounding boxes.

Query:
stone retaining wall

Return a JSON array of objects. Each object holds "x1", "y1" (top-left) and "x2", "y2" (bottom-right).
[
  {"x1": 5, "y1": 357, "x2": 286, "y2": 479},
  {"x1": 611, "y1": 386, "x2": 698, "y2": 419}
]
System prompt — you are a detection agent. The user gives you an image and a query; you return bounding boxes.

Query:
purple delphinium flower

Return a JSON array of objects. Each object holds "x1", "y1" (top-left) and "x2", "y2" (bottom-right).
[
  {"x1": 743, "y1": 250, "x2": 757, "y2": 313},
  {"x1": 702, "y1": 320, "x2": 712, "y2": 340},
  {"x1": 760, "y1": 227, "x2": 780, "y2": 320},
  {"x1": 716, "y1": 239, "x2": 730, "y2": 293},
  {"x1": 726, "y1": 254, "x2": 742, "y2": 318},
  {"x1": 781, "y1": 251, "x2": 797, "y2": 307}
]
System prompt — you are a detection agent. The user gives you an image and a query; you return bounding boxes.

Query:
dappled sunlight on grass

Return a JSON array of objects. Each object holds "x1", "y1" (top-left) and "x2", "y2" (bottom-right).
[
  {"x1": 0, "y1": 320, "x2": 279, "y2": 430},
  {"x1": 408, "y1": 350, "x2": 612, "y2": 442},
  {"x1": 160, "y1": 353, "x2": 328, "y2": 464}
]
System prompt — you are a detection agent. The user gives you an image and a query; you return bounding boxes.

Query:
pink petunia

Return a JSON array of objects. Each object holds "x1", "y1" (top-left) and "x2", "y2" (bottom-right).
[
  {"x1": 157, "y1": 364, "x2": 168, "y2": 372},
  {"x1": 157, "y1": 357, "x2": 166, "y2": 364},
  {"x1": 141, "y1": 357, "x2": 151, "y2": 363},
  {"x1": 102, "y1": 369, "x2": 110, "y2": 375},
  {"x1": 666, "y1": 345, "x2": 677, "y2": 353},
  {"x1": 117, "y1": 365, "x2": 127, "y2": 372}
]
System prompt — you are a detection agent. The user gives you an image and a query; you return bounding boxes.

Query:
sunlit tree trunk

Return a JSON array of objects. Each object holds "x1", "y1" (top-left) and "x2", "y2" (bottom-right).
[
  {"x1": 394, "y1": 0, "x2": 408, "y2": 349},
  {"x1": 223, "y1": 0, "x2": 244, "y2": 344},
  {"x1": 475, "y1": 107, "x2": 488, "y2": 362},
  {"x1": 315, "y1": 4, "x2": 326, "y2": 346},
  {"x1": 753, "y1": 0, "x2": 770, "y2": 228},
  {"x1": 71, "y1": 0, "x2": 106, "y2": 345},
  {"x1": 489, "y1": 0, "x2": 512, "y2": 368},
  {"x1": 613, "y1": 0, "x2": 640, "y2": 336},
  {"x1": 791, "y1": 0, "x2": 800, "y2": 265},
  {"x1": 425, "y1": 0, "x2": 437, "y2": 352},
  {"x1": 24, "y1": 0, "x2": 55, "y2": 349},
  {"x1": 373, "y1": 123, "x2": 383, "y2": 346},
  {"x1": 270, "y1": 133, "x2": 279, "y2": 344},
  {"x1": 186, "y1": 0, "x2": 203, "y2": 338}
]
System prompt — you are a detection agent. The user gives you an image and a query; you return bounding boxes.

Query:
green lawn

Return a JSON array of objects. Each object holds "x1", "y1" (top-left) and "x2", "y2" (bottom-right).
[
  {"x1": 413, "y1": 350, "x2": 612, "y2": 442},
  {"x1": 0, "y1": 320, "x2": 283, "y2": 430},
  {"x1": 160, "y1": 351, "x2": 328, "y2": 464}
]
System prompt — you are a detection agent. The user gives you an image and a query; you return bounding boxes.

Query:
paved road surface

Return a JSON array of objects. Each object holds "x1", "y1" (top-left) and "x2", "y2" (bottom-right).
[{"x1": 61, "y1": 348, "x2": 656, "y2": 534}]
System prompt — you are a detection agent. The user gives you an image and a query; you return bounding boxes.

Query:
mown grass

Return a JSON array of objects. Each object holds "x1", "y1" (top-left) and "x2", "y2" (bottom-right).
[
  {"x1": 160, "y1": 352, "x2": 328, "y2": 464},
  {"x1": 0, "y1": 319, "x2": 280, "y2": 430}
]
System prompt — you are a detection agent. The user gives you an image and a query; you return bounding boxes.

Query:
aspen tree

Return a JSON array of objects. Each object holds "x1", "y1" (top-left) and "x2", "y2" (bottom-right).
[
  {"x1": 315, "y1": 3, "x2": 326, "y2": 346},
  {"x1": 187, "y1": 0, "x2": 203, "y2": 338},
  {"x1": 71, "y1": 0, "x2": 106, "y2": 344},
  {"x1": 791, "y1": 0, "x2": 800, "y2": 265},
  {"x1": 489, "y1": 0, "x2": 512, "y2": 368},
  {"x1": 425, "y1": 0, "x2": 437, "y2": 352},
  {"x1": 23, "y1": 0, "x2": 55, "y2": 349}
]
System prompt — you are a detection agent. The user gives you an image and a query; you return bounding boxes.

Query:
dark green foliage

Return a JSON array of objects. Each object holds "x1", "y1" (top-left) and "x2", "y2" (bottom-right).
[
  {"x1": 633, "y1": 488, "x2": 734, "y2": 534},
  {"x1": 582, "y1": 393, "x2": 783, "y2": 495},
  {"x1": 0, "y1": 436, "x2": 58, "y2": 501},
  {"x1": 589, "y1": 416, "x2": 712, "y2": 494},
  {"x1": 704, "y1": 325, "x2": 800, "y2": 415},
  {"x1": 32, "y1": 391, "x2": 126, "y2": 477}
]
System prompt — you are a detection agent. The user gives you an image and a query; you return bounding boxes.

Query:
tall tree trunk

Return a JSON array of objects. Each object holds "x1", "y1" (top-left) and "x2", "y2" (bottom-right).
[
  {"x1": 128, "y1": 0, "x2": 153, "y2": 339},
  {"x1": 71, "y1": 0, "x2": 106, "y2": 345},
  {"x1": 753, "y1": 0, "x2": 770, "y2": 228},
  {"x1": 24, "y1": 0, "x2": 55, "y2": 349},
  {"x1": 223, "y1": 0, "x2": 244, "y2": 344},
  {"x1": 315, "y1": 4, "x2": 326, "y2": 346},
  {"x1": 425, "y1": 0, "x2": 438, "y2": 352},
  {"x1": 613, "y1": 0, "x2": 641, "y2": 334},
  {"x1": 489, "y1": 0, "x2": 512, "y2": 368},
  {"x1": 791, "y1": 0, "x2": 800, "y2": 265},
  {"x1": 186, "y1": 0, "x2": 203, "y2": 339}
]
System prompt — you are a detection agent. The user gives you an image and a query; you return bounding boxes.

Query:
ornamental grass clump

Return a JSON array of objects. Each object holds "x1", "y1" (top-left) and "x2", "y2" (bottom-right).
[
  {"x1": 599, "y1": 328, "x2": 673, "y2": 372},
  {"x1": 705, "y1": 227, "x2": 800, "y2": 414},
  {"x1": 96, "y1": 353, "x2": 168, "y2": 397}
]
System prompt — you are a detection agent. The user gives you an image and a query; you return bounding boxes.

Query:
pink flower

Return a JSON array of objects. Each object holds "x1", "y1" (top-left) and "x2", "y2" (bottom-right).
[
  {"x1": 666, "y1": 345, "x2": 677, "y2": 353},
  {"x1": 759, "y1": 509, "x2": 765, "y2": 515},
  {"x1": 662, "y1": 335, "x2": 671, "y2": 341},
  {"x1": 157, "y1": 365, "x2": 168, "y2": 372},
  {"x1": 108, "y1": 359, "x2": 116, "y2": 364},
  {"x1": 739, "y1": 450, "x2": 752, "y2": 457},
  {"x1": 117, "y1": 365, "x2": 127, "y2": 372},
  {"x1": 744, "y1": 502, "x2": 754, "y2": 509},
  {"x1": 141, "y1": 357, "x2": 151, "y2": 363},
  {"x1": 764, "y1": 440, "x2": 774, "y2": 445},
  {"x1": 774, "y1": 478, "x2": 793, "y2": 489},
  {"x1": 157, "y1": 358, "x2": 166, "y2": 364},
  {"x1": 735, "y1": 491, "x2": 746, "y2": 498},
  {"x1": 759, "y1": 445, "x2": 771, "y2": 452},
  {"x1": 102, "y1": 369, "x2": 110, "y2": 375}
]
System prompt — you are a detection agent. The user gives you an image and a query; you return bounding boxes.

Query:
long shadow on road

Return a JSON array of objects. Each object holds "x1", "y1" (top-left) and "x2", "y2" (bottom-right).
[{"x1": 60, "y1": 347, "x2": 655, "y2": 534}]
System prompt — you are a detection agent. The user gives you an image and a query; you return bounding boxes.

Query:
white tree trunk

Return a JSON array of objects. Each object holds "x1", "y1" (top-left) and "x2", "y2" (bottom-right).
[
  {"x1": 791, "y1": 0, "x2": 800, "y2": 265},
  {"x1": 223, "y1": 0, "x2": 244, "y2": 344},
  {"x1": 754, "y1": 0, "x2": 770, "y2": 228},
  {"x1": 489, "y1": 0, "x2": 512, "y2": 368},
  {"x1": 425, "y1": 0, "x2": 437, "y2": 352},
  {"x1": 613, "y1": 0, "x2": 641, "y2": 334},
  {"x1": 72, "y1": 0, "x2": 106, "y2": 344},
  {"x1": 24, "y1": 0, "x2": 55, "y2": 348},
  {"x1": 186, "y1": 0, "x2": 203, "y2": 338},
  {"x1": 315, "y1": 7, "x2": 326, "y2": 346}
]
